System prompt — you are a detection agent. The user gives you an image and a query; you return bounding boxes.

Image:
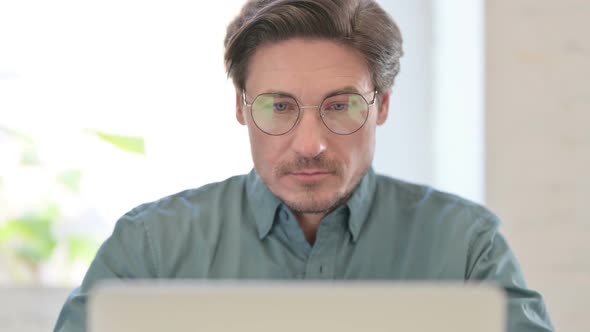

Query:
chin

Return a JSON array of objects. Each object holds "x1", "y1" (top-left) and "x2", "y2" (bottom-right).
[{"x1": 279, "y1": 189, "x2": 347, "y2": 215}]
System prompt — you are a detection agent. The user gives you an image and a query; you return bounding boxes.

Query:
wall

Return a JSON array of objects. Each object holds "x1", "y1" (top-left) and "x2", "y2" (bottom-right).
[
  {"x1": 374, "y1": 0, "x2": 434, "y2": 186},
  {"x1": 376, "y1": 0, "x2": 485, "y2": 204},
  {"x1": 486, "y1": 1, "x2": 590, "y2": 331}
]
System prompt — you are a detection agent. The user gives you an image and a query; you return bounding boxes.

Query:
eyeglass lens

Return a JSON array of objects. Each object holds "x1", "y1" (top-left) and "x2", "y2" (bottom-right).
[{"x1": 250, "y1": 93, "x2": 370, "y2": 135}]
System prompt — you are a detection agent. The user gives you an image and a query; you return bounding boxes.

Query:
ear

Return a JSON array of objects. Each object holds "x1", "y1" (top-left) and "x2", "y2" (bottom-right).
[
  {"x1": 376, "y1": 90, "x2": 390, "y2": 125},
  {"x1": 235, "y1": 88, "x2": 247, "y2": 125}
]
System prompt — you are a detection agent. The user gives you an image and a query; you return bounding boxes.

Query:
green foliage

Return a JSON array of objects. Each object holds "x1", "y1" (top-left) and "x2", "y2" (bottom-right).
[
  {"x1": 67, "y1": 236, "x2": 99, "y2": 263},
  {"x1": 0, "y1": 125, "x2": 145, "y2": 284},
  {"x1": 56, "y1": 170, "x2": 82, "y2": 192},
  {"x1": 0, "y1": 204, "x2": 59, "y2": 265},
  {"x1": 0, "y1": 126, "x2": 41, "y2": 166},
  {"x1": 20, "y1": 145, "x2": 42, "y2": 166},
  {"x1": 88, "y1": 130, "x2": 146, "y2": 155}
]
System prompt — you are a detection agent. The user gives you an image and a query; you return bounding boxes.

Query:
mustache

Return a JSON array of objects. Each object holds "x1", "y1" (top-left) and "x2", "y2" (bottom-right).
[{"x1": 274, "y1": 156, "x2": 341, "y2": 176}]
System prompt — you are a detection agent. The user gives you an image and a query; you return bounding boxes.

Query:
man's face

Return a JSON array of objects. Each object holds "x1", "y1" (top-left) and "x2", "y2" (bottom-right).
[{"x1": 236, "y1": 38, "x2": 390, "y2": 214}]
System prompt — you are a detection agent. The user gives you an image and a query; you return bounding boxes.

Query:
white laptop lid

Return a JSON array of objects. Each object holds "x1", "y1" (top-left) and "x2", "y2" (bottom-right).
[{"x1": 89, "y1": 281, "x2": 506, "y2": 332}]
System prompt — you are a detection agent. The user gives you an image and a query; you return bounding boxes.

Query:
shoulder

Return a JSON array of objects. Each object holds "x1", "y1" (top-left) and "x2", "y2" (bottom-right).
[
  {"x1": 95, "y1": 174, "x2": 249, "y2": 278},
  {"x1": 118, "y1": 174, "x2": 248, "y2": 229},
  {"x1": 374, "y1": 173, "x2": 500, "y2": 230}
]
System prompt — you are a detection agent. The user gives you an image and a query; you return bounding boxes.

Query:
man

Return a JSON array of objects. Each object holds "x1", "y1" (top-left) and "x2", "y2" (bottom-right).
[{"x1": 54, "y1": 0, "x2": 553, "y2": 331}]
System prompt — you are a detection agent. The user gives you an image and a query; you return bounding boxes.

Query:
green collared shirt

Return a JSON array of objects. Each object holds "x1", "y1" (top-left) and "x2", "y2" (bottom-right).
[{"x1": 55, "y1": 168, "x2": 553, "y2": 331}]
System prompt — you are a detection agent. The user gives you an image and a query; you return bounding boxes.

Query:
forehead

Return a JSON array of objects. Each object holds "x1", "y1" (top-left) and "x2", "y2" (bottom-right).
[{"x1": 245, "y1": 38, "x2": 372, "y2": 97}]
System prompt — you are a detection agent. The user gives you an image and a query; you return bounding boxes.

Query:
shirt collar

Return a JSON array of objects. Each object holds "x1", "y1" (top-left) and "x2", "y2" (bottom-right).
[
  {"x1": 246, "y1": 167, "x2": 377, "y2": 241},
  {"x1": 345, "y1": 167, "x2": 377, "y2": 242},
  {"x1": 245, "y1": 169, "x2": 282, "y2": 239}
]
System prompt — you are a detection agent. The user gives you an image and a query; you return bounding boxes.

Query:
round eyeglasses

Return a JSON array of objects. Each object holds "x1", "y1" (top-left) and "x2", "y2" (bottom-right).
[{"x1": 242, "y1": 90, "x2": 378, "y2": 136}]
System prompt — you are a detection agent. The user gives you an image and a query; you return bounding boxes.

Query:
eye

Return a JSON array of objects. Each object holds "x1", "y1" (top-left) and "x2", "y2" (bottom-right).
[
  {"x1": 326, "y1": 102, "x2": 349, "y2": 112},
  {"x1": 271, "y1": 99, "x2": 297, "y2": 113},
  {"x1": 273, "y1": 102, "x2": 289, "y2": 112}
]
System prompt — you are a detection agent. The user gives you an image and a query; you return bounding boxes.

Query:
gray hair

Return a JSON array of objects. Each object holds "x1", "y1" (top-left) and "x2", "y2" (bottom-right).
[{"x1": 224, "y1": 0, "x2": 404, "y2": 94}]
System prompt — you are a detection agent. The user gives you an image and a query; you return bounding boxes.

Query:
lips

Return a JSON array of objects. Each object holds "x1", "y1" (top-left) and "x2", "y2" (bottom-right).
[
  {"x1": 291, "y1": 170, "x2": 330, "y2": 175},
  {"x1": 288, "y1": 170, "x2": 332, "y2": 182}
]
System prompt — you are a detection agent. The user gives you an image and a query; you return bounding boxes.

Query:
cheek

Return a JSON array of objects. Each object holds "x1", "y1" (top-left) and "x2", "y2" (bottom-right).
[
  {"x1": 248, "y1": 127, "x2": 283, "y2": 169},
  {"x1": 248, "y1": 128, "x2": 265, "y2": 162},
  {"x1": 340, "y1": 127, "x2": 376, "y2": 167}
]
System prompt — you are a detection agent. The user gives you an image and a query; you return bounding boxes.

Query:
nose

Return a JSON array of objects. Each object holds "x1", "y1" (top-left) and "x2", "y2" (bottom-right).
[{"x1": 289, "y1": 107, "x2": 327, "y2": 158}]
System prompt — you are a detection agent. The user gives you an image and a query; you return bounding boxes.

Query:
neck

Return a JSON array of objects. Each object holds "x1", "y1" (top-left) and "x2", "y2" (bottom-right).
[
  {"x1": 293, "y1": 212, "x2": 325, "y2": 246},
  {"x1": 292, "y1": 191, "x2": 355, "y2": 245}
]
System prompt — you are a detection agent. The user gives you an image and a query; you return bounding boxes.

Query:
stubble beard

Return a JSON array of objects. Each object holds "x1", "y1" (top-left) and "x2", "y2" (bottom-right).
[
  {"x1": 283, "y1": 182, "x2": 349, "y2": 214},
  {"x1": 271, "y1": 156, "x2": 368, "y2": 215}
]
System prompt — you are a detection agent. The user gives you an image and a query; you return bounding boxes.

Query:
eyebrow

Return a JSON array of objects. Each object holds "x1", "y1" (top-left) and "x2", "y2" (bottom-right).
[
  {"x1": 325, "y1": 86, "x2": 363, "y2": 97},
  {"x1": 260, "y1": 86, "x2": 363, "y2": 100}
]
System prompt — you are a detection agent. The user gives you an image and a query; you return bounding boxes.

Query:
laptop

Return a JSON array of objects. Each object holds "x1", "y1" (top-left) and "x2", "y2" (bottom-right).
[{"x1": 88, "y1": 281, "x2": 506, "y2": 332}]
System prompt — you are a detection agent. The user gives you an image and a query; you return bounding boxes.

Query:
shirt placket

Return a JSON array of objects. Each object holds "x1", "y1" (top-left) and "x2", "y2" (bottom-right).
[{"x1": 303, "y1": 215, "x2": 344, "y2": 280}]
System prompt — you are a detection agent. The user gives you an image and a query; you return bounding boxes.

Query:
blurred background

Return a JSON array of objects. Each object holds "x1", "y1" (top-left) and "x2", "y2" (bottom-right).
[{"x1": 0, "y1": 0, "x2": 588, "y2": 331}]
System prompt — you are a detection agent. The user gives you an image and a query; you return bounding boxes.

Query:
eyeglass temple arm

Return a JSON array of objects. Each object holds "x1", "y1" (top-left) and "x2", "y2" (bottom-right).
[
  {"x1": 241, "y1": 90, "x2": 250, "y2": 106},
  {"x1": 370, "y1": 90, "x2": 379, "y2": 105}
]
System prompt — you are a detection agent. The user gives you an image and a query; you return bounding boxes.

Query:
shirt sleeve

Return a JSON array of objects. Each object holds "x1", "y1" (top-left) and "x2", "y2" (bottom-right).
[
  {"x1": 53, "y1": 212, "x2": 158, "y2": 332},
  {"x1": 466, "y1": 212, "x2": 554, "y2": 332}
]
